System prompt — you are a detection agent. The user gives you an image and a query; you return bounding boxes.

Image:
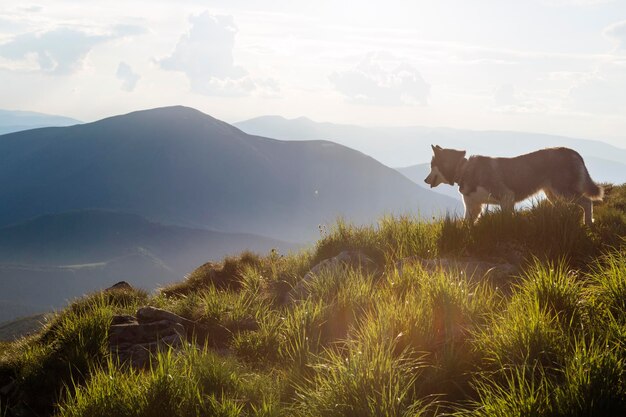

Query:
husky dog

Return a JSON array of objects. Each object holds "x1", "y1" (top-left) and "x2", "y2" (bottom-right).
[{"x1": 424, "y1": 145, "x2": 603, "y2": 225}]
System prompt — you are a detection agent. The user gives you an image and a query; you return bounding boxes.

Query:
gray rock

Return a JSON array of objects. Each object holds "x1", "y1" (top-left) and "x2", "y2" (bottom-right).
[
  {"x1": 136, "y1": 306, "x2": 188, "y2": 326},
  {"x1": 109, "y1": 308, "x2": 189, "y2": 368},
  {"x1": 111, "y1": 315, "x2": 137, "y2": 325},
  {"x1": 106, "y1": 281, "x2": 134, "y2": 291},
  {"x1": 288, "y1": 251, "x2": 376, "y2": 302},
  {"x1": 109, "y1": 320, "x2": 185, "y2": 346}
]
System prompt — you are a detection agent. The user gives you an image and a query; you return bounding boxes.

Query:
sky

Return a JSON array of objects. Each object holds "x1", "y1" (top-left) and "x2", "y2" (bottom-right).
[{"x1": 0, "y1": 0, "x2": 625, "y2": 147}]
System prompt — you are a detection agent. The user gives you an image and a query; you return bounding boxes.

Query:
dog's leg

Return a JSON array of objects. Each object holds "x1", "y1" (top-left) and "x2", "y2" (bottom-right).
[
  {"x1": 463, "y1": 195, "x2": 482, "y2": 223},
  {"x1": 576, "y1": 197, "x2": 593, "y2": 225},
  {"x1": 544, "y1": 188, "x2": 557, "y2": 204},
  {"x1": 499, "y1": 193, "x2": 515, "y2": 215}
]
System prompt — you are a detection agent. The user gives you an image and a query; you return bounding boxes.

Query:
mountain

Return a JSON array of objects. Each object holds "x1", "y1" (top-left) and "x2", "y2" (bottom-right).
[
  {"x1": 397, "y1": 163, "x2": 463, "y2": 201},
  {"x1": 0, "y1": 109, "x2": 81, "y2": 135},
  {"x1": 234, "y1": 116, "x2": 626, "y2": 182},
  {"x1": 0, "y1": 210, "x2": 295, "y2": 269},
  {"x1": 0, "y1": 210, "x2": 296, "y2": 322},
  {"x1": 0, "y1": 106, "x2": 459, "y2": 242}
]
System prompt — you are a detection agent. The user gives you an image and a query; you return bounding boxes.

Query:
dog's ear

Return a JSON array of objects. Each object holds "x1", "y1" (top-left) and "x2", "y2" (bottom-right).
[{"x1": 431, "y1": 144, "x2": 441, "y2": 154}]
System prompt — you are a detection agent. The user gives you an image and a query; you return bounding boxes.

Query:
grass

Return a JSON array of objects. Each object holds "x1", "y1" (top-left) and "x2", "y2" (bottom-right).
[{"x1": 0, "y1": 184, "x2": 625, "y2": 417}]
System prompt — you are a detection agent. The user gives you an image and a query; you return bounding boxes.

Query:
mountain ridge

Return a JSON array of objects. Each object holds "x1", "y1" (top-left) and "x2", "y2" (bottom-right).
[
  {"x1": 0, "y1": 109, "x2": 82, "y2": 135},
  {"x1": 0, "y1": 105, "x2": 460, "y2": 242},
  {"x1": 235, "y1": 115, "x2": 626, "y2": 169}
]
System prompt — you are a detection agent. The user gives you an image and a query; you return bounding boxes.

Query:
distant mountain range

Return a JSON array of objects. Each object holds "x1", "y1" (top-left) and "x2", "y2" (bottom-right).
[
  {"x1": 235, "y1": 116, "x2": 626, "y2": 185},
  {"x1": 0, "y1": 210, "x2": 295, "y2": 322},
  {"x1": 0, "y1": 109, "x2": 81, "y2": 135},
  {"x1": 396, "y1": 164, "x2": 463, "y2": 201},
  {"x1": 0, "y1": 106, "x2": 459, "y2": 243}
]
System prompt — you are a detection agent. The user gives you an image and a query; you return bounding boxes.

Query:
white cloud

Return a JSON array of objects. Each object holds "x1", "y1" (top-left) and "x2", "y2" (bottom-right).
[
  {"x1": 567, "y1": 62, "x2": 626, "y2": 113},
  {"x1": 491, "y1": 84, "x2": 549, "y2": 114},
  {"x1": 329, "y1": 51, "x2": 430, "y2": 106},
  {"x1": 604, "y1": 20, "x2": 626, "y2": 50},
  {"x1": 116, "y1": 62, "x2": 140, "y2": 92},
  {"x1": 18, "y1": 5, "x2": 43, "y2": 13},
  {"x1": 0, "y1": 25, "x2": 145, "y2": 75},
  {"x1": 0, "y1": 28, "x2": 107, "y2": 74},
  {"x1": 159, "y1": 11, "x2": 278, "y2": 97},
  {"x1": 493, "y1": 84, "x2": 517, "y2": 106}
]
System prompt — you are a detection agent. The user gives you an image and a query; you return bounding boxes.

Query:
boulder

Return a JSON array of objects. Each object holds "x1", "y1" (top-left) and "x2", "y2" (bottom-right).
[
  {"x1": 109, "y1": 320, "x2": 185, "y2": 346},
  {"x1": 111, "y1": 315, "x2": 137, "y2": 325},
  {"x1": 288, "y1": 251, "x2": 377, "y2": 302},
  {"x1": 109, "y1": 306, "x2": 196, "y2": 368},
  {"x1": 106, "y1": 281, "x2": 134, "y2": 291},
  {"x1": 137, "y1": 306, "x2": 189, "y2": 326},
  {"x1": 109, "y1": 318, "x2": 185, "y2": 368}
]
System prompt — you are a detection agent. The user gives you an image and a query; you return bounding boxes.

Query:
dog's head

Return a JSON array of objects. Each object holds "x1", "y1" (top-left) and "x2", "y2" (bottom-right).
[{"x1": 424, "y1": 145, "x2": 466, "y2": 188}]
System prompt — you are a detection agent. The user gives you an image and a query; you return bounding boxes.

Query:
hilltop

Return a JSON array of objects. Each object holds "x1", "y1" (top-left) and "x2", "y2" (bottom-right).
[{"x1": 0, "y1": 184, "x2": 624, "y2": 417}]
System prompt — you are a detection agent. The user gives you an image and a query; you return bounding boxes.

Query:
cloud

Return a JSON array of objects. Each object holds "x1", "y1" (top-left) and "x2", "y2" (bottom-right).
[
  {"x1": 567, "y1": 62, "x2": 626, "y2": 113},
  {"x1": 329, "y1": 51, "x2": 430, "y2": 106},
  {"x1": 112, "y1": 24, "x2": 148, "y2": 38},
  {"x1": 159, "y1": 11, "x2": 278, "y2": 97},
  {"x1": 494, "y1": 84, "x2": 518, "y2": 106},
  {"x1": 116, "y1": 62, "x2": 140, "y2": 92},
  {"x1": 491, "y1": 84, "x2": 545, "y2": 113},
  {"x1": 0, "y1": 25, "x2": 146, "y2": 75},
  {"x1": 0, "y1": 28, "x2": 107, "y2": 74},
  {"x1": 18, "y1": 5, "x2": 43, "y2": 13},
  {"x1": 604, "y1": 20, "x2": 626, "y2": 50}
]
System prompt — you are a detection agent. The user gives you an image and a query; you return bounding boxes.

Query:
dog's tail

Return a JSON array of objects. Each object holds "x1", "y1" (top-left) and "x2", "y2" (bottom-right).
[
  {"x1": 582, "y1": 167, "x2": 604, "y2": 201},
  {"x1": 584, "y1": 180, "x2": 604, "y2": 201}
]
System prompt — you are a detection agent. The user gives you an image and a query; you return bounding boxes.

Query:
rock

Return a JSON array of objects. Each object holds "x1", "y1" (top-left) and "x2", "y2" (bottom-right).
[
  {"x1": 137, "y1": 306, "x2": 187, "y2": 324},
  {"x1": 111, "y1": 315, "x2": 137, "y2": 325},
  {"x1": 109, "y1": 320, "x2": 185, "y2": 346},
  {"x1": 106, "y1": 281, "x2": 134, "y2": 291},
  {"x1": 109, "y1": 306, "x2": 213, "y2": 367},
  {"x1": 109, "y1": 307, "x2": 191, "y2": 368},
  {"x1": 137, "y1": 306, "x2": 208, "y2": 337},
  {"x1": 288, "y1": 250, "x2": 377, "y2": 302}
]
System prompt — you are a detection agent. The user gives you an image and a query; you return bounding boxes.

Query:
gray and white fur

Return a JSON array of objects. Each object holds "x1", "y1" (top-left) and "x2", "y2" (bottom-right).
[{"x1": 424, "y1": 145, "x2": 604, "y2": 225}]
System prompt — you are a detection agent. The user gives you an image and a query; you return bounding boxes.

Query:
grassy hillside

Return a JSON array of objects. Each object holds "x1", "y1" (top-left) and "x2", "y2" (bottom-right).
[{"x1": 0, "y1": 185, "x2": 625, "y2": 417}]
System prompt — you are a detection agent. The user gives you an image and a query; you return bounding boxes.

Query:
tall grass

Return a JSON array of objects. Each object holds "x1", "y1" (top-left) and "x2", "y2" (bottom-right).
[
  {"x1": 293, "y1": 339, "x2": 428, "y2": 417},
  {"x1": 57, "y1": 346, "x2": 282, "y2": 417}
]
